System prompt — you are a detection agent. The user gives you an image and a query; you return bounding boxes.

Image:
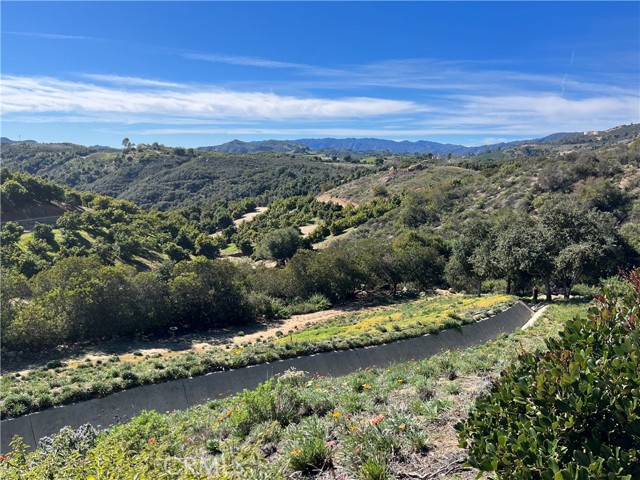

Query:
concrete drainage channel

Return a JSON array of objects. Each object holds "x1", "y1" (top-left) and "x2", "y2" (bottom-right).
[{"x1": 1, "y1": 301, "x2": 534, "y2": 452}]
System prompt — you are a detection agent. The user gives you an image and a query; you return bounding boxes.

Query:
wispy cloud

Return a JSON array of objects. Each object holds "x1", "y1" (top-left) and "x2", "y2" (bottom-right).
[
  {"x1": 79, "y1": 74, "x2": 186, "y2": 88},
  {"x1": 181, "y1": 53, "x2": 309, "y2": 70},
  {"x1": 2, "y1": 71, "x2": 636, "y2": 142},
  {"x1": 5, "y1": 31, "x2": 104, "y2": 42}
]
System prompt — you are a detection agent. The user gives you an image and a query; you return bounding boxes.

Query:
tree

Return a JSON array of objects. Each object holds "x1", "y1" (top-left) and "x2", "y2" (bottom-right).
[
  {"x1": 65, "y1": 191, "x2": 83, "y2": 207},
  {"x1": 195, "y1": 234, "x2": 220, "y2": 259},
  {"x1": 254, "y1": 227, "x2": 302, "y2": 266},
  {"x1": 90, "y1": 238, "x2": 117, "y2": 265},
  {"x1": 32, "y1": 222, "x2": 56, "y2": 245},
  {"x1": 169, "y1": 258, "x2": 250, "y2": 328},
  {"x1": 19, "y1": 258, "x2": 121, "y2": 342},
  {"x1": 0, "y1": 221, "x2": 24, "y2": 245},
  {"x1": 165, "y1": 242, "x2": 190, "y2": 262},
  {"x1": 308, "y1": 243, "x2": 368, "y2": 301},
  {"x1": 0, "y1": 268, "x2": 31, "y2": 336},
  {"x1": 539, "y1": 198, "x2": 621, "y2": 298},
  {"x1": 129, "y1": 271, "x2": 171, "y2": 331},
  {"x1": 1, "y1": 179, "x2": 28, "y2": 208},
  {"x1": 393, "y1": 233, "x2": 446, "y2": 291},
  {"x1": 399, "y1": 193, "x2": 437, "y2": 228},
  {"x1": 56, "y1": 212, "x2": 83, "y2": 232},
  {"x1": 446, "y1": 217, "x2": 494, "y2": 295},
  {"x1": 492, "y1": 213, "x2": 555, "y2": 300},
  {"x1": 356, "y1": 237, "x2": 404, "y2": 293}
]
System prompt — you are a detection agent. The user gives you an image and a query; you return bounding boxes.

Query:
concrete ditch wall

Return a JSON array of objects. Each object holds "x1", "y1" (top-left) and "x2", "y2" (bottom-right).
[{"x1": 1, "y1": 301, "x2": 533, "y2": 452}]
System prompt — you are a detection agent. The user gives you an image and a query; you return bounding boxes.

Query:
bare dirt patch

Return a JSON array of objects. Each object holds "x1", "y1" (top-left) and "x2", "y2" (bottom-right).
[
  {"x1": 316, "y1": 193, "x2": 358, "y2": 207},
  {"x1": 299, "y1": 223, "x2": 318, "y2": 237},
  {"x1": 233, "y1": 206, "x2": 268, "y2": 226}
]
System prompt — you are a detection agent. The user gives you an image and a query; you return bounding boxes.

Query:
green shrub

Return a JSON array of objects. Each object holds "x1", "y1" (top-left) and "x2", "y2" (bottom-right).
[
  {"x1": 230, "y1": 371, "x2": 307, "y2": 437},
  {"x1": 286, "y1": 417, "x2": 333, "y2": 474},
  {"x1": 342, "y1": 414, "x2": 399, "y2": 480},
  {"x1": 457, "y1": 270, "x2": 640, "y2": 479}
]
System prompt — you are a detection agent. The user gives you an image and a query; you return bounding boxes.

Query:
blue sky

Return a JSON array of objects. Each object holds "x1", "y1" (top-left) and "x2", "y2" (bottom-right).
[{"x1": 2, "y1": 1, "x2": 639, "y2": 148}]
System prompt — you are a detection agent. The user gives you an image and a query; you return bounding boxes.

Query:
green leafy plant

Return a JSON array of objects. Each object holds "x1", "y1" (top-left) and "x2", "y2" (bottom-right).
[
  {"x1": 286, "y1": 417, "x2": 333, "y2": 474},
  {"x1": 457, "y1": 270, "x2": 640, "y2": 479}
]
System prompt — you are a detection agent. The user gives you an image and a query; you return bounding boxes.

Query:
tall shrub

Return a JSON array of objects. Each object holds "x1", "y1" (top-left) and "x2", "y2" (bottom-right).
[{"x1": 457, "y1": 271, "x2": 640, "y2": 479}]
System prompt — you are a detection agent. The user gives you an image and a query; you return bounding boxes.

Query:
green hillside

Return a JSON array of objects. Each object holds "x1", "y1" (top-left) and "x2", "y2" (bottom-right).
[
  {"x1": 0, "y1": 142, "x2": 372, "y2": 210},
  {"x1": 313, "y1": 141, "x2": 640, "y2": 249}
]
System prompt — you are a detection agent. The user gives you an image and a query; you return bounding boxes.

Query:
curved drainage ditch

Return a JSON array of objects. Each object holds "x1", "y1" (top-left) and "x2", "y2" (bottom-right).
[{"x1": 1, "y1": 301, "x2": 533, "y2": 452}]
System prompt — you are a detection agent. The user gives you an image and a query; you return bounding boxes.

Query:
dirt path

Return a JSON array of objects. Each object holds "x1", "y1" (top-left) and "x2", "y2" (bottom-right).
[
  {"x1": 227, "y1": 308, "x2": 350, "y2": 346},
  {"x1": 233, "y1": 206, "x2": 268, "y2": 226}
]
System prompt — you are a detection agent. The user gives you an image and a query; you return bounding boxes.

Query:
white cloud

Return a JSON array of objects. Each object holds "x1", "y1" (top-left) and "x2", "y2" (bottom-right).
[
  {"x1": 449, "y1": 94, "x2": 639, "y2": 130},
  {"x1": 2, "y1": 73, "x2": 637, "y2": 141},
  {"x1": 1, "y1": 75, "x2": 418, "y2": 119}
]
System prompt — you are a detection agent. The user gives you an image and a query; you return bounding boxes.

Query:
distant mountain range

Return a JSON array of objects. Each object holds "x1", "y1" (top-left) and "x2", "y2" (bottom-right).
[
  {"x1": 198, "y1": 132, "x2": 579, "y2": 156},
  {"x1": 5, "y1": 123, "x2": 639, "y2": 156},
  {"x1": 0, "y1": 137, "x2": 37, "y2": 145}
]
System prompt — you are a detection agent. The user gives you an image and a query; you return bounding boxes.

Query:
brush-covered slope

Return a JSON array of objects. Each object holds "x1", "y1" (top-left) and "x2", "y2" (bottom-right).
[
  {"x1": 1, "y1": 170, "x2": 215, "y2": 276},
  {"x1": 1, "y1": 143, "x2": 370, "y2": 210}
]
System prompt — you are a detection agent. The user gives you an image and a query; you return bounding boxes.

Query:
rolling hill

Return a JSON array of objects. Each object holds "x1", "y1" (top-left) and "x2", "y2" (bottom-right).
[{"x1": 0, "y1": 143, "x2": 370, "y2": 211}]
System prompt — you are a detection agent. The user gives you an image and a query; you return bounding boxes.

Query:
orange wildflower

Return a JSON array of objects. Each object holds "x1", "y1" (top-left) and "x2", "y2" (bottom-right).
[{"x1": 370, "y1": 415, "x2": 384, "y2": 426}]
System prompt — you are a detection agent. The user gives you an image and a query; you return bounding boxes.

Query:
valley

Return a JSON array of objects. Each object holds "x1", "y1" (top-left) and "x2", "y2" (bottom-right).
[{"x1": 1, "y1": 124, "x2": 639, "y2": 478}]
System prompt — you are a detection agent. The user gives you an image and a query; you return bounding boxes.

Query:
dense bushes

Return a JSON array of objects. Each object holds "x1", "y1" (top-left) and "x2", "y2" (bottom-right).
[
  {"x1": 445, "y1": 198, "x2": 629, "y2": 298},
  {"x1": 2, "y1": 257, "x2": 251, "y2": 349},
  {"x1": 250, "y1": 233, "x2": 447, "y2": 302},
  {"x1": 457, "y1": 270, "x2": 640, "y2": 479},
  {"x1": 0, "y1": 169, "x2": 65, "y2": 209}
]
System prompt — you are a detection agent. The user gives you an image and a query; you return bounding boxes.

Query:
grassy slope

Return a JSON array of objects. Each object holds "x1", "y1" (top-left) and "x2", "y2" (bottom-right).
[
  {"x1": 321, "y1": 165, "x2": 478, "y2": 205},
  {"x1": 0, "y1": 300, "x2": 589, "y2": 479}
]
